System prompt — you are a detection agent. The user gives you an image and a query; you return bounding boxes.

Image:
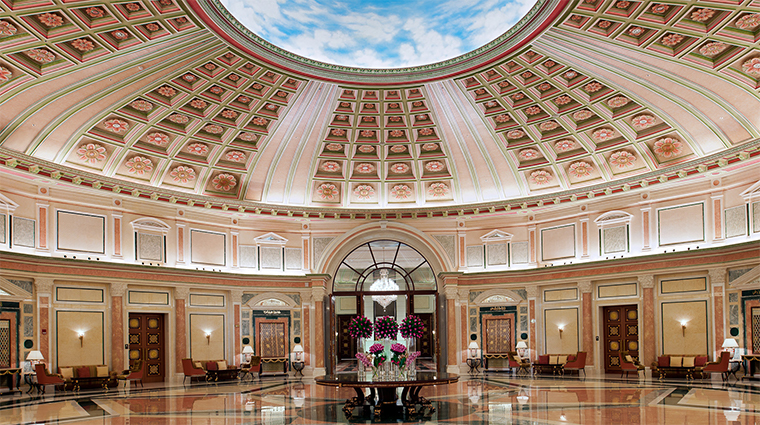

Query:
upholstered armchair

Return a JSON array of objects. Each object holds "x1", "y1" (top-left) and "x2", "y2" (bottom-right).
[
  {"x1": 239, "y1": 356, "x2": 262, "y2": 381},
  {"x1": 34, "y1": 363, "x2": 65, "y2": 394},
  {"x1": 507, "y1": 352, "x2": 531, "y2": 376},
  {"x1": 564, "y1": 352, "x2": 588, "y2": 377},
  {"x1": 182, "y1": 358, "x2": 207, "y2": 384},
  {"x1": 700, "y1": 351, "x2": 731, "y2": 381},
  {"x1": 619, "y1": 351, "x2": 645, "y2": 378},
  {"x1": 116, "y1": 359, "x2": 144, "y2": 388}
]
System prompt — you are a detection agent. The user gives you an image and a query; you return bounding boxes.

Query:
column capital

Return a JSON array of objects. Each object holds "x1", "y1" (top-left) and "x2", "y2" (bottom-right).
[
  {"x1": 111, "y1": 282, "x2": 128, "y2": 297},
  {"x1": 708, "y1": 268, "x2": 726, "y2": 284},
  {"x1": 444, "y1": 284, "x2": 458, "y2": 300},
  {"x1": 578, "y1": 281, "x2": 592, "y2": 294},
  {"x1": 230, "y1": 289, "x2": 244, "y2": 302},
  {"x1": 458, "y1": 288, "x2": 470, "y2": 302},
  {"x1": 175, "y1": 287, "x2": 189, "y2": 300},
  {"x1": 311, "y1": 286, "x2": 326, "y2": 302},
  {"x1": 525, "y1": 285, "x2": 539, "y2": 299},
  {"x1": 638, "y1": 275, "x2": 655, "y2": 289},
  {"x1": 34, "y1": 278, "x2": 54, "y2": 294}
]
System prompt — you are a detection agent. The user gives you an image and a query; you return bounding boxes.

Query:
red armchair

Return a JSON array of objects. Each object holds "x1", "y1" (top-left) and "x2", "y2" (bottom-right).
[
  {"x1": 182, "y1": 358, "x2": 207, "y2": 385},
  {"x1": 34, "y1": 363, "x2": 66, "y2": 394},
  {"x1": 564, "y1": 352, "x2": 587, "y2": 377},
  {"x1": 116, "y1": 359, "x2": 144, "y2": 388},
  {"x1": 700, "y1": 351, "x2": 731, "y2": 381},
  {"x1": 507, "y1": 352, "x2": 531, "y2": 376},
  {"x1": 619, "y1": 352, "x2": 645, "y2": 378}
]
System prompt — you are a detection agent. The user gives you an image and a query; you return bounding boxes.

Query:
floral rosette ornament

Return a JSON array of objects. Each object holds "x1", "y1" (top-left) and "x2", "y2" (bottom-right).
[
  {"x1": 374, "y1": 316, "x2": 399, "y2": 340},
  {"x1": 348, "y1": 315, "x2": 373, "y2": 339},
  {"x1": 399, "y1": 315, "x2": 425, "y2": 339}
]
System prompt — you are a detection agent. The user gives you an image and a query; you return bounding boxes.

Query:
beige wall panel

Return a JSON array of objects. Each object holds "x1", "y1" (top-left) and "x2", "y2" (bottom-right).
[
  {"x1": 335, "y1": 296, "x2": 356, "y2": 315},
  {"x1": 661, "y1": 277, "x2": 706, "y2": 294},
  {"x1": 190, "y1": 314, "x2": 225, "y2": 360},
  {"x1": 190, "y1": 230, "x2": 226, "y2": 266},
  {"x1": 414, "y1": 295, "x2": 435, "y2": 313},
  {"x1": 541, "y1": 225, "x2": 575, "y2": 261},
  {"x1": 658, "y1": 203, "x2": 704, "y2": 246},
  {"x1": 544, "y1": 308, "x2": 579, "y2": 354},
  {"x1": 56, "y1": 311, "x2": 104, "y2": 366},
  {"x1": 189, "y1": 294, "x2": 225, "y2": 307},
  {"x1": 544, "y1": 288, "x2": 578, "y2": 302},
  {"x1": 598, "y1": 283, "x2": 637, "y2": 299},
  {"x1": 56, "y1": 211, "x2": 105, "y2": 254},
  {"x1": 56, "y1": 287, "x2": 104, "y2": 303},
  {"x1": 661, "y1": 301, "x2": 708, "y2": 355},
  {"x1": 128, "y1": 291, "x2": 170, "y2": 305}
]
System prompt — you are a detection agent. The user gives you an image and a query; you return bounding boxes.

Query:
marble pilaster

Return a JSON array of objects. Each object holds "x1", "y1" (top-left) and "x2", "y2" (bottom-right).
[
  {"x1": 639, "y1": 275, "x2": 655, "y2": 365},
  {"x1": 579, "y1": 281, "x2": 594, "y2": 366},
  {"x1": 175, "y1": 287, "x2": 189, "y2": 373},
  {"x1": 710, "y1": 268, "x2": 726, "y2": 354},
  {"x1": 34, "y1": 278, "x2": 53, "y2": 363},
  {"x1": 111, "y1": 282, "x2": 127, "y2": 371}
]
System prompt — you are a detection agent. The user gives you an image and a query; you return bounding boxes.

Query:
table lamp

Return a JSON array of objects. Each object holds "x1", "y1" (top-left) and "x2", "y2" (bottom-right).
[
  {"x1": 722, "y1": 338, "x2": 739, "y2": 358},
  {"x1": 516, "y1": 341, "x2": 528, "y2": 358},
  {"x1": 242, "y1": 345, "x2": 254, "y2": 363},
  {"x1": 293, "y1": 344, "x2": 304, "y2": 362},
  {"x1": 26, "y1": 350, "x2": 44, "y2": 367},
  {"x1": 468, "y1": 341, "x2": 479, "y2": 359}
]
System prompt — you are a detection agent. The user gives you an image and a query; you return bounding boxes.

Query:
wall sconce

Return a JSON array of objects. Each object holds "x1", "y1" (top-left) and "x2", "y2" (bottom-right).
[
  {"x1": 680, "y1": 321, "x2": 687, "y2": 337},
  {"x1": 78, "y1": 331, "x2": 84, "y2": 347},
  {"x1": 558, "y1": 325, "x2": 564, "y2": 339},
  {"x1": 205, "y1": 331, "x2": 211, "y2": 345}
]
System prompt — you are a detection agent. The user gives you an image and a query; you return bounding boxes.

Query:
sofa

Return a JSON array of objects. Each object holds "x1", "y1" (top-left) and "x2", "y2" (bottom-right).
[
  {"x1": 58, "y1": 365, "x2": 117, "y2": 391},
  {"x1": 650, "y1": 354, "x2": 709, "y2": 379},
  {"x1": 184, "y1": 359, "x2": 238, "y2": 382},
  {"x1": 534, "y1": 353, "x2": 577, "y2": 375}
]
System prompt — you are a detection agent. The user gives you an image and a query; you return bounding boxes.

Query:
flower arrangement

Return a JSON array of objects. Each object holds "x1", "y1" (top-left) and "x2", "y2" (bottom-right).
[
  {"x1": 374, "y1": 316, "x2": 399, "y2": 340},
  {"x1": 369, "y1": 343, "x2": 386, "y2": 368},
  {"x1": 406, "y1": 351, "x2": 421, "y2": 368},
  {"x1": 348, "y1": 315, "x2": 373, "y2": 339},
  {"x1": 390, "y1": 343, "x2": 407, "y2": 368},
  {"x1": 399, "y1": 315, "x2": 425, "y2": 339},
  {"x1": 355, "y1": 352, "x2": 372, "y2": 369}
]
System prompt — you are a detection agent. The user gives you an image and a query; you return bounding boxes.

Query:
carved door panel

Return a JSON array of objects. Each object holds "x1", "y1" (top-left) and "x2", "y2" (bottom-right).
[
  {"x1": 603, "y1": 305, "x2": 639, "y2": 373},
  {"x1": 337, "y1": 315, "x2": 355, "y2": 361},
  {"x1": 417, "y1": 313, "x2": 434, "y2": 358},
  {"x1": 128, "y1": 313, "x2": 165, "y2": 383},
  {"x1": 0, "y1": 319, "x2": 10, "y2": 368}
]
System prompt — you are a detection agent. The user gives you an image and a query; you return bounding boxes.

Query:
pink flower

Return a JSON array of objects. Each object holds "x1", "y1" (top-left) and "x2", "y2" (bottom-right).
[
  {"x1": 361, "y1": 116, "x2": 375, "y2": 123},
  {"x1": 609, "y1": 151, "x2": 636, "y2": 168},
  {"x1": 363, "y1": 103, "x2": 375, "y2": 109},
  {"x1": 252, "y1": 83, "x2": 264, "y2": 90},
  {"x1": 736, "y1": 13, "x2": 760, "y2": 30},
  {"x1": 71, "y1": 38, "x2": 95, "y2": 52},
  {"x1": 275, "y1": 90, "x2": 288, "y2": 98},
  {"x1": 145, "y1": 23, "x2": 160, "y2": 32},
  {"x1": 699, "y1": 42, "x2": 728, "y2": 57},
  {"x1": 237, "y1": 96, "x2": 250, "y2": 103},
  {"x1": 182, "y1": 74, "x2": 196, "y2": 82},
  {"x1": 616, "y1": 1, "x2": 630, "y2": 8},
  {"x1": 321, "y1": 161, "x2": 340, "y2": 172},
  {"x1": 661, "y1": 33, "x2": 684, "y2": 47},
  {"x1": 653, "y1": 137, "x2": 683, "y2": 158},
  {"x1": 425, "y1": 161, "x2": 445, "y2": 172},
  {"x1": 252, "y1": 117, "x2": 268, "y2": 126},
  {"x1": 239, "y1": 132, "x2": 257, "y2": 142},
  {"x1": 390, "y1": 145, "x2": 407, "y2": 153},
  {"x1": 353, "y1": 184, "x2": 375, "y2": 200},
  {"x1": 360, "y1": 130, "x2": 375, "y2": 138},
  {"x1": 204, "y1": 62, "x2": 216, "y2": 71},
  {"x1": 204, "y1": 124, "x2": 224, "y2": 134},
  {"x1": 628, "y1": 26, "x2": 644, "y2": 37},
  {"x1": 77, "y1": 143, "x2": 106, "y2": 163},
  {"x1": 125, "y1": 2, "x2": 142, "y2": 11},
  {"x1": 554, "y1": 95, "x2": 572, "y2": 105},
  {"x1": 158, "y1": 86, "x2": 176, "y2": 97},
  {"x1": 131, "y1": 100, "x2": 153, "y2": 112},
  {"x1": 186, "y1": 143, "x2": 208, "y2": 156},
  {"x1": 391, "y1": 184, "x2": 412, "y2": 199},
  {"x1": 521, "y1": 71, "x2": 533, "y2": 79},
  {"x1": 416, "y1": 114, "x2": 428, "y2": 121},
  {"x1": 519, "y1": 149, "x2": 540, "y2": 160},
  {"x1": 592, "y1": 128, "x2": 615, "y2": 142},
  {"x1": 485, "y1": 101, "x2": 498, "y2": 108},
  {"x1": 389, "y1": 116, "x2": 402, "y2": 122},
  {"x1": 189, "y1": 99, "x2": 207, "y2": 109},
  {"x1": 607, "y1": 96, "x2": 630, "y2": 108},
  {"x1": 585, "y1": 82, "x2": 602, "y2": 92},
  {"x1": 525, "y1": 106, "x2": 542, "y2": 115},
  {"x1": 573, "y1": 110, "x2": 594, "y2": 121},
  {"x1": 316, "y1": 183, "x2": 338, "y2": 201},
  {"x1": 513, "y1": 93, "x2": 525, "y2": 101},
  {"x1": 419, "y1": 128, "x2": 434, "y2": 136},
  {"x1": 212, "y1": 173, "x2": 237, "y2": 191},
  {"x1": 358, "y1": 145, "x2": 374, "y2": 153},
  {"x1": 168, "y1": 114, "x2": 189, "y2": 124},
  {"x1": 125, "y1": 156, "x2": 152, "y2": 175},
  {"x1": 598, "y1": 20, "x2": 612, "y2": 29},
  {"x1": 146, "y1": 132, "x2": 170, "y2": 145},
  {"x1": 690, "y1": 8, "x2": 715, "y2": 22},
  {"x1": 555, "y1": 139, "x2": 575, "y2": 152},
  {"x1": 390, "y1": 163, "x2": 409, "y2": 174},
  {"x1": 24, "y1": 48, "x2": 55, "y2": 63},
  {"x1": 742, "y1": 58, "x2": 760, "y2": 76},
  {"x1": 495, "y1": 114, "x2": 511, "y2": 123},
  {"x1": 412, "y1": 101, "x2": 423, "y2": 107},
  {"x1": 0, "y1": 21, "x2": 18, "y2": 36},
  {"x1": 103, "y1": 119, "x2": 129, "y2": 133},
  {"x1": 564, "y1": 71, "x2": 577, "y2": 79},
  {"x1": 111, "y1": 30, "x2": 129, "y2": 40},
  {"x1": 507, "y1": 130, "x2": 525, "y2": 139},
  {"x1": 170, "y1": 165, "x2": 195, "y2": 183},
  {"x1": 221, "y1": 109, "x2": 238, "y2": 119},
  {"x1": 389, "y1": 130, "x2": 404, "y2": 137},
  {"x1": 428, "y1": 182, "x2": 449, "y2": 197},
  {"x1": 569, "y1": 161, "x2": 593, "y2": 177},
  {"x1": 651, "y1": 4, "x2": 669, "y2": 14},
  {"x1": 331, "y1": 128, "x2": 346, "y2": 137},
  {"x1": 209, "y1": 86, "x2": 223, "y2": 95},
  {"x1": 325, "y1": 143, "x2": 343, "y2": 151},
  {"x1": 37, "y1": 12, "x2": 64, "y2": 27},
  {"x1": 498, "y1": 81, "x2": 510, "y2": 88},
  {"x1": 227, "y1": 74, "x2": 240, "y2": 81},
  {"x1": 422, "y1": 143, "x2": 438, "y2": 151},
  {"x1": 530, "y1": 170, "x2": 552, "y2": 185},
  {"x1": 631, "y1": 114, "x2": 655, "y2": 130},
  {"x1": 539, "y1": 121, "x2": 559, "y2": 132},
  {"x1": 355, "y1": 163, "x2": 375, "y2": 174}
]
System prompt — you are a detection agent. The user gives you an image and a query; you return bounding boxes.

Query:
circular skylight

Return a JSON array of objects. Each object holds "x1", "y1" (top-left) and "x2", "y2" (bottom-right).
[{"x1": 220, "y1": 0, "x2": 537, "y2": 68}]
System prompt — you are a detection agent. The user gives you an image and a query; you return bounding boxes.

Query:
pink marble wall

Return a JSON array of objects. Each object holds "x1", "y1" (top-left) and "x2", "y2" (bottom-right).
[
  {"x1": 447, "y1": 298, "x2": 457, "y2": 367},
  {"x1": 39, "y1": 296, "x2": 49, "y2": 364},
  {"x1": 231, "y1": 234, "x2": 238, "y2": 267},
  {"x1": 303, "y1": 307, "x2": 310, "y2": 366},
  {"x1": 642, "y1": 210, "x2": 650, "y2": 248},
  {"x1": 314, "y1": 300, "x2": 324, "y2": 368},
  {"x1": 38, "y1": 206, "x2": 47, "y2": 249},
  {"x1": 714, "y1": 290, "x2": 724, "y2": 355},
  {"x1": 175, "y1": 299, "x2": 186, "y2": 373},
  {"x1": 529, "y1": 299, "x2": 536, "y2": 360},
  {"x1": 460, "y1": 304, "x2": 467, "y2": 362},
  {"x1": 111, "y1": 296, "x2": 123, "y2": 370},
  {"x1": 642, "y1": 287, "x2": 655, "y2": 364},
  {"x1": 177, "y1": 227, "x2": 184, "y2": 262},
  {"x1": 582, "y1": 292, "x2": 594, "y2": 366},
  {"x1": 113, "y1": 217, "x2": 121, "y2": 256},
  {"x1": 234, "y1": 303, "x2": 240, "y2": 366},
  {"x1": 713, "y1": 198, "x2": 722, "y2": 239},
  {"x1": 581, "y1": 221, "x2": 588, "y2": 257}
]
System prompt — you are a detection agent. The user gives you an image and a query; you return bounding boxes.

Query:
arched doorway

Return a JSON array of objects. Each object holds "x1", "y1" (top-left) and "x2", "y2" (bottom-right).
[{"x1": 330, "y1": 240, "x2": 439, "y2": 373}]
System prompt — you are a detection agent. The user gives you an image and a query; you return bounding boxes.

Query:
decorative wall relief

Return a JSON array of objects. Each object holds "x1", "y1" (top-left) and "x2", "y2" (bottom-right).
[
  {"x1": 512, "y1": 241, "x2": 529, "y2": 264},
  {"x1": 433, "y1": 235, "x2": 456, "y2": 265},
  {"x1": 242, "y1": 320, "x2": 250, "y2": 336},
  {"x1": 312, "y1": 237, "x2": 334, "y2": 267},
  {"x1": 725, "y1": 205, "x2": 748, "y2": 238},
  {"x1": 12, "y1": 217, "x2": 35, "y2": 248},
  {"x1": 0, "y1": 214, "x2": 5, "y2": 244},
  {"x1": 240, "y1": 246, "x2": 257, "y2": 268},
  {"x1": 602, "y1": 226, "x2": 627, "y2": 253},
  {"x1": 467, "y1": 246, "x2": 484, "y2": 268},
  {"x1": 138, "y1": 233, "x2": 163, "y2": 261},
  {"x1": 487, "y1": 243, "x2": 507, "y2": 266},
  {"x1": 260, "y1": 246, "x2": 282, "y2": 269},
  {"x1": 284, "y1": 248, "x2": 302, "y2": 270}
]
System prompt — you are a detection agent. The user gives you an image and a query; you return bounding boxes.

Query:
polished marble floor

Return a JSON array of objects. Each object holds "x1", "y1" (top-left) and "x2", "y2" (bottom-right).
[{"x1": 1, "y1": 372, "x2": 758, "y2": 424}]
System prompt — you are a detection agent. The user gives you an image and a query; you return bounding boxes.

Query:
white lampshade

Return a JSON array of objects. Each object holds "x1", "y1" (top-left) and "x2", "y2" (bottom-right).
[
  {"x1": 516, "y1": 341, "x2": 528, "y2": 349},
  {"x1": 293, "y1": 344, "x2": 304, "y2": 353},
  {"x1": 26, "y1": 350, "x2": 44, "y2": 361},
  {"x1": 722, "y1": 338, "x2": 739, "y2": 349},
  {"x1": 468, "y1": 341, "x2": 479, "y2": 350},
  {"x1": 242, "y1": 345, "x2": 254, "y2": 354}
]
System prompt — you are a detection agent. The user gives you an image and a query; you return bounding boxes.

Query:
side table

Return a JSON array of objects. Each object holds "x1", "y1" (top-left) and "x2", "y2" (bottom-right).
[
  {"x1": 466, "y1": 358, "x2": 481, "y2": 375},
  {"x1": 292, "y1": 361, "x2": 304, "y2": 377}
]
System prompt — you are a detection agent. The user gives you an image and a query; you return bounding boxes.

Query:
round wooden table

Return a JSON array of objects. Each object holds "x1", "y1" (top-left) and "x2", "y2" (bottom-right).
[{"x1": 316, "y1": 371, "x2": 458, "y2": 418}]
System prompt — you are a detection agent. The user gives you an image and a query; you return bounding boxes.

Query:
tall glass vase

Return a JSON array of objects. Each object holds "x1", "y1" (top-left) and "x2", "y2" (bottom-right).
[
  {"x1": 356, "y1": 337, "x2": 365, "y2": 374},
  {"x1": 406, "y1": 337, "x2": 417, "y2": 374}
]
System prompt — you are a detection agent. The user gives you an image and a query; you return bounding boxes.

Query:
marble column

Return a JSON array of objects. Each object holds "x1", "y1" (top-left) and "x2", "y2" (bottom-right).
[
  {"x1": 311, "y1": 284, "x2": 326, "y2": 376},
  {"x1": 175, "y1": 287, "x2": 189, "y2": 374},
  {"x1": 302, "y1": 301, "x2": 310, "y2": 367},
  {"x1": 579, "y1": 281, "x2": 594, "y2": 366},
  {"x1": 639, "y1": 275, "x2": 656, "y2": 365},
  {"x1": 526, "y1": 286, "x2": 539, "y2": 361},
  {"x1": 231, "y1": 289, "x2": 243, "y2": 366},
  {"x1": 710, "y1": 268, "x2": 726, "y2": 355},
  {"x1": 459, "y1": 289, "x2": 469, "y2": 364},
  {"x1": 34, "y1": 279, "x2": 53, "y2": 363},
  {"x1": 444, "y1": 282, "x2": 459, "y2": 373},
  {"x1": 110, "y1": 282, "x2": 127, "y2": 371}
]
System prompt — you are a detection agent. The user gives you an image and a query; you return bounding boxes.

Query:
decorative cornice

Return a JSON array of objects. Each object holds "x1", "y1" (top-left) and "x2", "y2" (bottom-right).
[{"x1": 638, "y1": 275, "x2": 655, "y2": 289}]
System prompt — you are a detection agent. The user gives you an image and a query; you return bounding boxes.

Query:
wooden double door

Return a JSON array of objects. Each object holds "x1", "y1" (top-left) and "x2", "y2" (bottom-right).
[
  {"x1": 128, "y1": 313, "x2": 165, "y2": 383},
  {"x1": 603, "y1": 305, "x2": 639, "y2": 373}
]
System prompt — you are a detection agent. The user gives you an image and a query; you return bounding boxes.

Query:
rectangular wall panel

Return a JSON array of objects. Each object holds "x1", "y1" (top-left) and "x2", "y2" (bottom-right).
[
  {"x1": 56, "y1": 287, "x2": 104, "y2": 303},
  {"x1": 0, "y1": 214, "x2": 6, "y2": 244},
  {"x1": 190, "y1": 230, "x2": 226, "y2": 266},
  {"x1": 137, "y1": 233, "x2": 163, "y2": 261},
  {"x1": 13, "y1": 217, "x2": 35, "y2": 248},
  {"x1": 512, "y1": 242, "x2": 529, "y2": 264},
  {"x1": 544, "y1": 308, "x2": 579, "y2": 354},
  {"x1": 598, "y1": 283, "x2": 637, "y2": 299},
  {"x1": 661, "y1": 300, "x2": 708, "y2": 355},
  {"x1": 189, "y1": 294, "x2": 225, "y2": 307},
  {"x1": 661, "y1": 277, "x2": 706, "y2": 294},
  {"x1": 56, "y1": 311, "x2": 104, "y2": 366},
  {"x1": 128, "y1": 291, "x2": 169, "y2": 305},
  {"x1": 725, "y1": 205, "x2": 748, "y2": 239},
  {"x1": 240, "y1": 245, "x2": 257, "y2": 268},
  {"x1": 189, "y1": 314, "x2": 225, "y2": 360},
  {"x1": 544, "y1": 288, "x2": 578, "y2": 302},
  {"x1": 658, "y1": 203, "x2": 704, "y2": 246},
  {"x1": 260, "y1": 246, "x2": 282, "y2": 269},
  {"x1": 57, "y1": 211, "x2": 105, "y2": 254},
  {"x1": 541, "y1": 225, "x2": 575, "y2": 261}
]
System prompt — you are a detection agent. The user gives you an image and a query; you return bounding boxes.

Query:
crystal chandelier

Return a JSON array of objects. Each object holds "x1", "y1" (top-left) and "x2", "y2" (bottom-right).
[{"x1": 370, "y1": 269, "x2": 398, "y2": 310}]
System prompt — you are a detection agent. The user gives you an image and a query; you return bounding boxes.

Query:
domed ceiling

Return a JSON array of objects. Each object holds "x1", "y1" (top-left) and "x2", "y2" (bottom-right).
[{"x1": 0, "y1": 0, "x2": 758, "y2": 218}]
